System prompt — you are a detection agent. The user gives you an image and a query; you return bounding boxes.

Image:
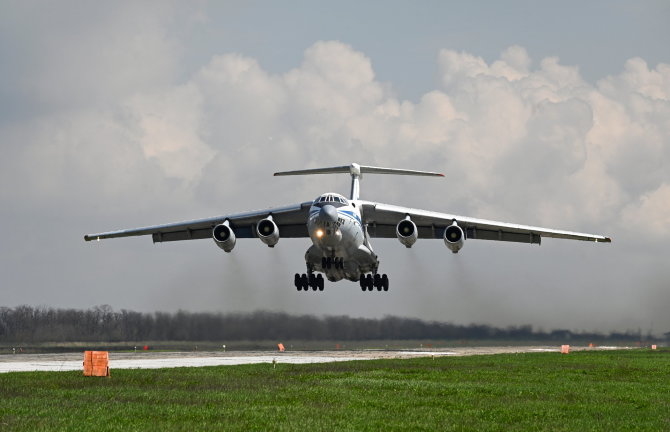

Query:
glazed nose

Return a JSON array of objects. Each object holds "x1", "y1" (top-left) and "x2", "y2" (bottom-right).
[{"x1": 319, "y1": 205, "x2": 338, "y2": 223}]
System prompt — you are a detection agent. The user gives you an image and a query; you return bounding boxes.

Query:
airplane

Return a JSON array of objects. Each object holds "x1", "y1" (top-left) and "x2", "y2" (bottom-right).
[{"x1": 84, "y1": 163, "x2": 611, "y2": 292}]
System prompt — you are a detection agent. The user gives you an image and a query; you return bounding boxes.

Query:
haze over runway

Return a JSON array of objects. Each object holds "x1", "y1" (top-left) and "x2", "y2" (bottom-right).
[{"x1": 1, "y1": 2, "x2": 668, "y2": 334}]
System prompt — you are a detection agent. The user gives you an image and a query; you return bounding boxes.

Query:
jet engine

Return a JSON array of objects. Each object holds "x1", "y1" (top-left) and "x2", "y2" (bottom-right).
[
  {"x1": 257, "y1": 215, "x2": 279, "y2": 247},
  {"x1": 444, "y1": 221, "x2": 464, "y2": 253},
  {"x1": 213, "y1": 221, "x2": 236, "y2": 252},
  {"x1": 396, "y1": 217, "x2": 418, "y2": 248}
]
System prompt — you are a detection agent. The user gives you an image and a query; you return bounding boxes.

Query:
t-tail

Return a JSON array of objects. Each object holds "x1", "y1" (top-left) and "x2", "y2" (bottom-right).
[{"x1": 273, "y1": 162, "x2": 444, "y2": 200}]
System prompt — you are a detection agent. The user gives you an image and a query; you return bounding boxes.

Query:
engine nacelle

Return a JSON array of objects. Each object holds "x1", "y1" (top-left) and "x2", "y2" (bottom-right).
[
  {"x1": 213, "y1": 221, "x2": 236, "y2": 253},
  {"x1": 396, "y1": 217, "x2": 418, "y2": 248},
  {"x1": 257, "y1": 215, "x2": 279, "y2": 247},
  {"x1": 444, "y1": 221, "x2": 464, "y2": 253}
]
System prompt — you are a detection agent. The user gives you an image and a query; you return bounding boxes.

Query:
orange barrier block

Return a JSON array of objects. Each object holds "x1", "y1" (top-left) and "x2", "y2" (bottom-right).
[
  {"x1": 277, "y1": 343, "x2": 285, "y2": 352},
  {"x1": 561, "y1": 345, "x2": 570, "y2": 354},
  {"x1": 83, "y1": 351, "x2": 110, "y2": 377}
]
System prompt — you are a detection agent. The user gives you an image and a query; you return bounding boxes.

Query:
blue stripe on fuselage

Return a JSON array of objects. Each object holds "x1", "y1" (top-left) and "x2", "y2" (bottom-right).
[{"x1": 339, "y1": 210, "x2": 362, "y2": 226}]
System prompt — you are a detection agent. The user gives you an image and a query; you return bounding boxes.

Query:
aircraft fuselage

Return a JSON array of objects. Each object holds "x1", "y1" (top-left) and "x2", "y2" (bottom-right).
[{"x1": 306, "y1": 193, "x2": 378, "y2": 282}]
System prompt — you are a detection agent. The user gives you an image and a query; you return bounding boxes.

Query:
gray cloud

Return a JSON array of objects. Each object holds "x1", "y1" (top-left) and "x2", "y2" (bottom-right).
[{"x1": 1, "y1": 4, "x2": 669, "y2": 335}]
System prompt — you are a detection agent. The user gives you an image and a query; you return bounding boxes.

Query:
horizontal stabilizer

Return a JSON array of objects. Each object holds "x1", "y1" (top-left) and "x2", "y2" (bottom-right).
[
  {"x1": 274, "y1": 163, "x2": 444, "y2": 177},
  {"x1": 274, "y1": 163, "x2": 443, "y2": 201}
]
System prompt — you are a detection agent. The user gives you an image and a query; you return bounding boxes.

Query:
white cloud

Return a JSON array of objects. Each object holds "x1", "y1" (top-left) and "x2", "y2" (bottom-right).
[
  {"x1": 622, "y1": 183, "x2": 670, "y2": 237},
  {"x1": 81, "y1": 40, "x2": 668, "y2": 238},
  {"x1": 127, "y1": 84, "x2": 214, "y2": 183}
]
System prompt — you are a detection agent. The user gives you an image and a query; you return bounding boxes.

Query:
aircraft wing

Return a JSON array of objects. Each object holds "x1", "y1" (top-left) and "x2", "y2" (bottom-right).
[
  {"x1": 359, "y1": 201, "x2": 611, "y2": 244},
  {"x1": 84, "y1": 202, "x2": 313, "y2": 243}
]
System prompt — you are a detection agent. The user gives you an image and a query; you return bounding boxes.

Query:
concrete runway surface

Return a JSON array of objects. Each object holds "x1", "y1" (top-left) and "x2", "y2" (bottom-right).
[{"x1": 0, "y1": 346, "x2": 630, "y2": 373}]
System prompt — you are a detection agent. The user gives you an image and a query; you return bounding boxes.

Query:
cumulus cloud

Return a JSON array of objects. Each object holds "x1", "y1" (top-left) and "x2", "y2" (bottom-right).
[
  {"x1": 127, "y1": 84, "x2": 214, "y2": 183},
  {"x1": 156, "y1": 42, "x2": 667, "y2": 237},
  {"x1": 622, "y1": 183, "x2": 670, "y2": 237}
]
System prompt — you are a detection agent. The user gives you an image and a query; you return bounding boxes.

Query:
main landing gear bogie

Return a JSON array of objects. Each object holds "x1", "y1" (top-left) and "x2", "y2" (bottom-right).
[
  {"x1": 359, "y1": 273, "x2": 389, "y2": 292},
  {"x1": 295, "y1": 273, "x2": 324, "y2": 291}
]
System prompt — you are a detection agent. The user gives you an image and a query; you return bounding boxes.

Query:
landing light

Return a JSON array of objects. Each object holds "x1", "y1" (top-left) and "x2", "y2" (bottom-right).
[{"x1": 316, "y1": 229, "x2": 324, "y2": 238}]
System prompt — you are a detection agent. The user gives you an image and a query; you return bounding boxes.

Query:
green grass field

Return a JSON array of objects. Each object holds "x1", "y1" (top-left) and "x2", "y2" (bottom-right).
[{"x1": 1, "y1": 349, "x2": 668, "y2": 431}]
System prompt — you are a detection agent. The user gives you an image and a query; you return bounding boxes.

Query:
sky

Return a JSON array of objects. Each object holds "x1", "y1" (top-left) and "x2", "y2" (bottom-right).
[{"x1": 1, "y1": 1, "x2": 669, "y2": 334}]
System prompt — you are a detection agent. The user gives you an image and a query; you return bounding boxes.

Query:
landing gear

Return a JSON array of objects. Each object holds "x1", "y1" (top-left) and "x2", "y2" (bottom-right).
[
  {"x1": 359, "y1": 273, "x2": 389, "y2": 292},
  {"x1": 295, "y1": 272, "x2": 324, "y2": 291},
  {"x1": 321, "y1": 257, "x2": 344, "y2": 270}
]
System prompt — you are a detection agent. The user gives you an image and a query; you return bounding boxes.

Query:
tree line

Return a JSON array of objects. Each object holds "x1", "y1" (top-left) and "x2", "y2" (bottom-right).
[{"x1": 0, "y1": 305, "x2": 655, "y2": 343}]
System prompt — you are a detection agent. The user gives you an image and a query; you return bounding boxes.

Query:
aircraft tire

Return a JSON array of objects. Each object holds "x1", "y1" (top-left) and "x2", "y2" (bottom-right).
[
  {"x1": 300, "y1": 274, "x2": 308, "y2": 291},
  {"x1": 317, "y1": 274, "x2": 324, "y2": 291},
  {"x1": 382, "y1": 274, "x2": 389, "y2": 291},
  {"x1": 295, "y1": 273, "x2": 302, "y2": 291},
  {"x1": 366, "y1": 274, "x2": 373, "y2": 291}
]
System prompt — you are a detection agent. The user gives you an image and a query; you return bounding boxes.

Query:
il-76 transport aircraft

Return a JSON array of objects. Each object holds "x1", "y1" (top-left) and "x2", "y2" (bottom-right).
[{"x1": 85, "y1": 163, "x2": 611, "y2": 293}]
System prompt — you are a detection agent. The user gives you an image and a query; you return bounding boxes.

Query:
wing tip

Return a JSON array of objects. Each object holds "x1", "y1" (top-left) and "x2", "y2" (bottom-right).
[{"x1": 84, "y1": 235, "x2": 91, "y2": 242}]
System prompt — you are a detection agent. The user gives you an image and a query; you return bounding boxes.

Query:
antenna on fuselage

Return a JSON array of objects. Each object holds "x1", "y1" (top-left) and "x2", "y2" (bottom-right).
[{"x1": 273, "y1": 163, "x2": 444, "y2": 200}]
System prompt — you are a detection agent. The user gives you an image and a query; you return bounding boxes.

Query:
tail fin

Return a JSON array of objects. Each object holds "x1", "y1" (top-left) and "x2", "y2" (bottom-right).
[{"x1": 274, "y1": 162, "x2": 444, "y2": 200}]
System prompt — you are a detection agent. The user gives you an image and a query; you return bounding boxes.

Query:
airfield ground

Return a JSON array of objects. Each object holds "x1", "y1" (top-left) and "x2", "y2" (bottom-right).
[{"x1": 0, "y1": 348, "x2": 667, "y2": 431}]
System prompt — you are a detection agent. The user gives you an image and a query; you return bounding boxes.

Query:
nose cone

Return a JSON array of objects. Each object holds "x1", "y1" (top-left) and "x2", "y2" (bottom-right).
[{"x1": 319, "y1": 204, "x2": 338, "y2": 223}]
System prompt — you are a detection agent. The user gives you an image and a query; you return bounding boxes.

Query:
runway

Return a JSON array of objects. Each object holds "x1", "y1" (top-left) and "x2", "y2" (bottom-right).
[{"x1": 0, "y1": 346, "x2": 631, "y2": 373}]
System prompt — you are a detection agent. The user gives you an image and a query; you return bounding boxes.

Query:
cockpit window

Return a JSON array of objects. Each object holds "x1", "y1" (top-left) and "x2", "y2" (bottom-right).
[{"x1": 313, "y1": 194, "x2": 348, "y2": 206}]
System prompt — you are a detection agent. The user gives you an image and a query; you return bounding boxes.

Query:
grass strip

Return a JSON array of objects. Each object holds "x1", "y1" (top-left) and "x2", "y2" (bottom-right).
[{"x1": 1, "y1": 349, "x2": 668, "y2": 431}]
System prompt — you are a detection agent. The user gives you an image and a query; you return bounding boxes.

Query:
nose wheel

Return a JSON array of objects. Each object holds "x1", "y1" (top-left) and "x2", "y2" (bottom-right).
[
  {"x1": 321, "y1": 257, "x2": 344, "y2": 270},
  {"x1": 295, "y1": 273, "x2": 324, "y2": 291},
  {"x1": 359, "y1": 273, "x2": 389, "y2": 292}
]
